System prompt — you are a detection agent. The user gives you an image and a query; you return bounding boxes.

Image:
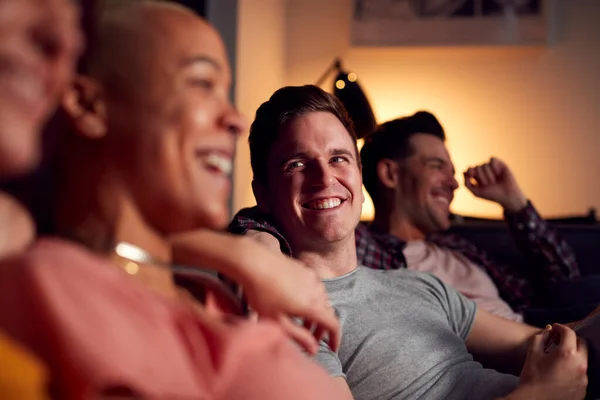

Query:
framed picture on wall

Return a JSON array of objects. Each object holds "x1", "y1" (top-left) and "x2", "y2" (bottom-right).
[{"x1": 351, "y1": 0, "x2": 556, "y2": 46}]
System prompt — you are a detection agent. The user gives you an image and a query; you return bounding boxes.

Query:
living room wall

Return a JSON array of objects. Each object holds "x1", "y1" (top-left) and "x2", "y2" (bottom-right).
[
  {"x1": 233, "y1": 0, "x2": 600, "y2": 219},
  {"x1": 234, "y1": 0, "x2": 287, "y2": 211},
  {"x1": 285, "y1": 0, "x2": 600, "y2": 219}
]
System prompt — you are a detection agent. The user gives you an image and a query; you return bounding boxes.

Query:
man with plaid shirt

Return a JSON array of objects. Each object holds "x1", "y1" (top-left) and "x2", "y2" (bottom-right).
[
  {"x1": 229, "y1": 88, "x2": 593, "y2": 399},
  {"x1": 230, "y1": 111, "x2": 585, "y2": 325}
]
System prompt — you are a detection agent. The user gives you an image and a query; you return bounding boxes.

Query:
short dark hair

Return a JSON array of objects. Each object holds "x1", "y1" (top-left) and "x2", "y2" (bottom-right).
[
  {"x1": 249, "y1": 85, "x2": 359, "y2": 184},
  {"x1": 360, "y1": 111, "x2": 445, "y2": 206}
]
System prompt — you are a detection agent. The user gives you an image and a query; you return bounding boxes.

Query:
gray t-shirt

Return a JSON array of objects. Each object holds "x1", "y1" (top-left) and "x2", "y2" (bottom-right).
[{"x1": 315, "y1": 267, "x2": 519, "y2": 400}]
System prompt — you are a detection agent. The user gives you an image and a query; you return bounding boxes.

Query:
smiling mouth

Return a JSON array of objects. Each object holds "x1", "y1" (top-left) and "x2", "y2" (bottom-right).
[
  {"x1": 198, "y1": 152, "x2": 233, "y2": 176},
  {"x1": 302, "y1": 197, "x2": 344, "y2": 210},
  {"x1": 433, "y1": 195, "x2": 450, "y2": 207}
]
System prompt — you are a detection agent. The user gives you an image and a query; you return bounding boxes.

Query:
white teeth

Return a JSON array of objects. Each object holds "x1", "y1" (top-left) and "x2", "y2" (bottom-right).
[
  {"x1": 305, "y1": 198, "x2": 342, "y2": 210},
  {"x1": 434, "y1": 196, "x2": 449, "y2": 206},
  {"x1": 202, "y1": 153, "x2": 233, "y2": 175}
]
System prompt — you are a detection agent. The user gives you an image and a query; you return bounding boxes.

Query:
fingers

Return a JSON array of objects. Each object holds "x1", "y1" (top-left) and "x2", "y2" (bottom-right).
[
  {"x1": 301, "y1": 280, "x2": 341, "y2": 350},
  {"x1": 552, "y1": 323, "x2": 587, "y2": 376},
  {"x1": 303, "y1": 317, "x2": 314, "y2": 331},
  {"x1": 463, "y1": 168, "x2": 479, "y2": 194},
  {"x1": 279, "y1": 317, "x2": 319, "y2": 355},
  {"x1": 325, "y1": 317, "x2": 341, "y2": 352},
  {"x1": 312, "y1": 325, "x2": 332, "y2": 351},
  {"x1": 475, "y1": 166, "x2": 489, "y2": 185},
  {"x1": 541, "y1": 324, "x2": 557, "y2": 353},
  {"x1": 489, "y1": 157, "x2": 504, "y2": 176},
  {"x1": 551, "y1": 324, "x2": 589, "y2": 379},
  {"x1": 481, "y1": 165, "x2": 496, "y2": 185},
  {"x1": 576, "y1": 337, "x2": 589, "y2": 359},
  {"x1": 528, "y1": 328, "x2": 547, "y2": 355},
  {"x1": 553, "y1": 323, "x2": 578, "y2": 352},
  {"x1": 280, "y1": 294, "x2": 340, "y2": 354},
  {"x1": 576, "y1": 337, "x2": 589, "y2": 377},
  {"x1": 302, "y1": 306, "x2": 341, "y2": 352},
  {"x1": 307, "y1": 322, "x2": 341, "y2": 353},
  {"x1": 464, "y1": 157, "x2": 508, "y2": 186},
  {"x1": 465, "y1": 164, "x2": 497, "y2": 187}
]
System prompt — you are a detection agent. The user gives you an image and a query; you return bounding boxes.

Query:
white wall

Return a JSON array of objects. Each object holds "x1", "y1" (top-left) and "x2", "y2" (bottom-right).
[
  {"x1": 234, "y1": 0, "x2": 287, "y2": 210},
  {"x1": 234, "y1": 0, "x2": 600, "y2": 219}
]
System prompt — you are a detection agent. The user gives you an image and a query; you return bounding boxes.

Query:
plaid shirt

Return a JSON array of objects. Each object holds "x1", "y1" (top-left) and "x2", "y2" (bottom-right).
[{"x1": 228, "y1": 202, "x2": 580, "y2": 313}]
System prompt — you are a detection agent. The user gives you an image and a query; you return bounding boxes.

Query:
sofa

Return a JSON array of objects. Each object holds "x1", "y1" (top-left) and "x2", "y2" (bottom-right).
[{"x1": 448, "y1": 211, "x2": 599, "y2": 277}]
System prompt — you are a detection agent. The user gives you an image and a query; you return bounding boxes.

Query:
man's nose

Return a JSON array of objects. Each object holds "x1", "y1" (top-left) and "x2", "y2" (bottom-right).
[
  {"x1": 448, "y1": 175, "x2": 459, "y2": 191},
  {"x1": 221, "y1": 106, "x2": 247, "y2": 138},
  {"x1": 309, "y1": 162, "x2": 335, "y2": 188}
]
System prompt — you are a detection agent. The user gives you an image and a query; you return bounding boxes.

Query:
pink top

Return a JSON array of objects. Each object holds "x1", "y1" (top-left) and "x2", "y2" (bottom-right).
[
  {"x1": 0, "y1": 238, "x2": 341, "y2": 399},
  {"x1": 403, "y1": 240, "x2": 523, "y2": 322}
]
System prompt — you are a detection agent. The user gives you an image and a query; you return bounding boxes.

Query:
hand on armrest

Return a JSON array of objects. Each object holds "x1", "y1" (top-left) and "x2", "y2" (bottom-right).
[
  {"x1": 499, "y1": 324, "x2": 588, "y2": 400},
  {"x1": 466, "y1": 309, "x2": 538, "y2": 375}
]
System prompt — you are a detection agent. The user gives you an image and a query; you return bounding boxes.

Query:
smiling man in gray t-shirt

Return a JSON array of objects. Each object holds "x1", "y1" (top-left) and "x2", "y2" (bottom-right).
[
  {"x1": 318, "y1": 267, "x2": 518, "y2": 399},
  {"x1": 242, "y1": 85, "x2": 589, "y2": 400}
]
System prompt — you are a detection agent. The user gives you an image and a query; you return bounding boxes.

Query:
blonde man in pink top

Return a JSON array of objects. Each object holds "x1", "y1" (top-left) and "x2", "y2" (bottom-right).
[{"x1": 0, "y1": 1, "x2": 343, "y2": 398}]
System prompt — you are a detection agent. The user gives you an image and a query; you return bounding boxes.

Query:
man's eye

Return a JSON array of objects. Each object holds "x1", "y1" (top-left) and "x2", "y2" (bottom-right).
[
  {"x1": 287, "y1": 161, "x2": 305, "y2": 170},
  {"x1": 331, "y1": 156, "x2": 348, "y2": 164}
]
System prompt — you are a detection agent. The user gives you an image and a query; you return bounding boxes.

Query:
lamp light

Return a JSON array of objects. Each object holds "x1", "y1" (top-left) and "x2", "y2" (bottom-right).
[{"x1": 316, "y1": 58, "x2": 377, "y2": 139}]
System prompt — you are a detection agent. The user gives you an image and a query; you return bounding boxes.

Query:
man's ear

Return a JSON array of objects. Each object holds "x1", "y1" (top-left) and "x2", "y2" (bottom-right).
[
  {"x1": 376, "y1": 158, "x2": 400, "y2": 190},
  {"x1": 251, "y1": 179, "x2": 271, "y2": 214},
  {"x1": 61, "y1": 75, "x2": 107, "y2": 140}
]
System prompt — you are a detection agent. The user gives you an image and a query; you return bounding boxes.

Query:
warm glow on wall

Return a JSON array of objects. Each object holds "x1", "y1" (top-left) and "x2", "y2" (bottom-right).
[
  {"x1": 356, "y1": 109, "x2": 497, "y2": 221},
  {"x1": 231, "y1": 0, "x2": 600, "y2": 221},
  {"x1": 363, "y1": 76, "x2": 515, "y2": 219}
]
